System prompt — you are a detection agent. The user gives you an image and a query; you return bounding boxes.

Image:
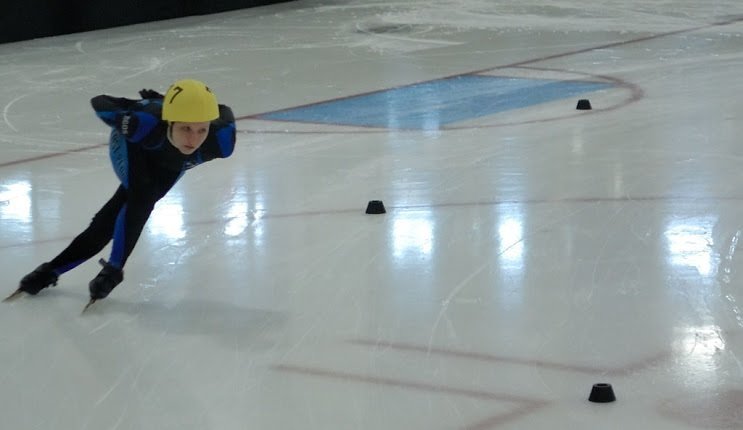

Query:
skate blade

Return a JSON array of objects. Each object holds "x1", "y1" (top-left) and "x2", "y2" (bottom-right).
[
  {"x1": 3, "y1": 289, "x2": 24, "y2": 302},
  {"x1": 81, "y1": 299, "x2": 98, "y2": 314}
]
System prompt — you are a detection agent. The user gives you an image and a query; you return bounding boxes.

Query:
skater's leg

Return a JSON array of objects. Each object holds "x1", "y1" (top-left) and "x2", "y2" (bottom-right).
[
  {"x1": 10, "y1": 186, "x2": 127, "y2": 297},
  {"x1": 48, "y1": 185, "x2": 128, "y2": 274},
  {"x1": 89, "y1": 169, "x2": 181, "y2": 300}
]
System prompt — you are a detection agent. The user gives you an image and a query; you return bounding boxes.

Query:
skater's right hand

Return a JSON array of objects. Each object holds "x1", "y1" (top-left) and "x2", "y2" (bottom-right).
[{"x1": 139, "y1": 89, "x2": 164, "y2": 100}]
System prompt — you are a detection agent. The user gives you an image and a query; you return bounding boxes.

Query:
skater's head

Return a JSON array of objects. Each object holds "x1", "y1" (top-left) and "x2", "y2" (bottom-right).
[{"x1": 162, "y1": 79, "x2": 219, "y2": 154}]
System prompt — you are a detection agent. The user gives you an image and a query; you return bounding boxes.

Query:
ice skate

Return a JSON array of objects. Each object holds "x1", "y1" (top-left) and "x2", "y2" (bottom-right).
[
  {"x1": 82, "y1": 259, "x2": 123, "y2": 313},
  {"x1": 4, "y1": 263, "x2": 59, "y2": 302}
]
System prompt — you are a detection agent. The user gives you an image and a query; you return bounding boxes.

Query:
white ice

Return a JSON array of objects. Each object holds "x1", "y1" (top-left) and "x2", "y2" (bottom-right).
[{"x1": 2, "y1": 1, "x2": 743, "y2": 429}]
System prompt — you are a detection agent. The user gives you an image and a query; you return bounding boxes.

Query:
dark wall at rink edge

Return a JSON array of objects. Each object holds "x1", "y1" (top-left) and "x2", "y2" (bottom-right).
[{"x1": 0, "y1": 0, "x2": 294, "y2": 44}]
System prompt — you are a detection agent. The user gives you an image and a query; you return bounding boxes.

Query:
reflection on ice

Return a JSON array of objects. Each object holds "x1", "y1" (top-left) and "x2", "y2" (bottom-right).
[
  {"x1": 224, "y1": 201, "x2": 249, "y2": 237},
  {"x1": 664, "y1": 217, "x2": 717, "y2": 277},
  {"x1": 149, "y1": 192, "x2": 185, "y2": 240},
  {"x1": 0, "y1": 180, "x2": 32, "y2": 222},
  {"x1": 391, "y1": 210, "x2": 434, "y2": 260},
  {"x1": 498, "y1": 216, "x2": 524, "y2": 269}
]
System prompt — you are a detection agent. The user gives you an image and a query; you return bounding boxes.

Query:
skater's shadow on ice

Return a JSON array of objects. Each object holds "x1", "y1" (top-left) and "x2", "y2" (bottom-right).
[{"x1": 51, "y1": 289, "x2": 288, "y2": 348}]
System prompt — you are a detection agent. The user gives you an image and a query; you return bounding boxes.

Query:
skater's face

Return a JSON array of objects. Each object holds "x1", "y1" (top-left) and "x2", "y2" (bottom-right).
[{"x1": 168, "y1": 121, "x2": 210, "y2": 154}]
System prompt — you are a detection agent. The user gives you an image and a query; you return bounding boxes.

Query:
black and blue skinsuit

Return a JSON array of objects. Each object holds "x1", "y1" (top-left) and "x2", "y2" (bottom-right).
[{"x1": 45, "y1": 93, "x2": 236, "y2": 284}]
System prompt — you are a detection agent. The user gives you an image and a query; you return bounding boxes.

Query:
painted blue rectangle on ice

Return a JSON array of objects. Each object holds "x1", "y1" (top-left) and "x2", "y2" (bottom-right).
[{"x1": 258, "y1": 75, "x2": 614, "y2": 130}]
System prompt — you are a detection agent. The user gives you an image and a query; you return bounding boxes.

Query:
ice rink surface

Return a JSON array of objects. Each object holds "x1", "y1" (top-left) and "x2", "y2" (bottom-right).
[{"x1": 2, "y1": 1, "x2": 743, "y2": 428}]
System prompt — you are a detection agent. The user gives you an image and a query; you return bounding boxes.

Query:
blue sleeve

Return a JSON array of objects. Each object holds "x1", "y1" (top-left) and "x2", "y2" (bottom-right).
[
  {"x1": 126, "y1": 112, "x2": 159, "y2": 143},
  {"x1": 215, "y1": 104, "x2": 236, "y2": 158},
  {"x1": 216, "y1": 121, "x2": 236, "y2": 158},
  {"x1": 91, "y1": 95, "x2": 161, "y2": 143}
]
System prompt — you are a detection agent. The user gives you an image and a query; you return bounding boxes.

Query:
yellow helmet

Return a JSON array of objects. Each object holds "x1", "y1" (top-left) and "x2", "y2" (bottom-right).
[{"x1": 162, "y1": 79, "x2": 219, "y2": 122}]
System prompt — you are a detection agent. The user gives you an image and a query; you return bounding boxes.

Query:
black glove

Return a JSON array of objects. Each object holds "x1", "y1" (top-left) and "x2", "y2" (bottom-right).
[
  {"x1": 139, "y1": 89, "x2": 164, "y2": 99},
  {"x1": 115, "y1": 113, "x2": 139, "y2": 137}
]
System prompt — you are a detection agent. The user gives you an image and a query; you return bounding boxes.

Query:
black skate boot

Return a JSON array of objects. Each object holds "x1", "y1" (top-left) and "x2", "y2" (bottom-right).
[
  {"x1": 88, "y1": 259, "x2": 123, "y2": 300},
  {"x1": 4, "y1": 263, "x2": 59, "y2": 301},
  {"x1": 20, "y1": 263, "x2": 59, "y2": 294}
]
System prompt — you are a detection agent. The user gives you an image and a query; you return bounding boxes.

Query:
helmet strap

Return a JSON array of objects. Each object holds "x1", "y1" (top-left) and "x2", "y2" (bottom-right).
[{"x1": 166, "y1": 122, "x2": 175, "y2": 145}]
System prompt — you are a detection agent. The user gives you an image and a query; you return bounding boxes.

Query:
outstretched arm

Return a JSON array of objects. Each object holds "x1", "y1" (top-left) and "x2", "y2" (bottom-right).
[
  {"x1": 91, "y1": 95, "x2": 161, "y2": 143},
  {"x1": 197, "y1": 104, "x2": 237, "y2": 163}
]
